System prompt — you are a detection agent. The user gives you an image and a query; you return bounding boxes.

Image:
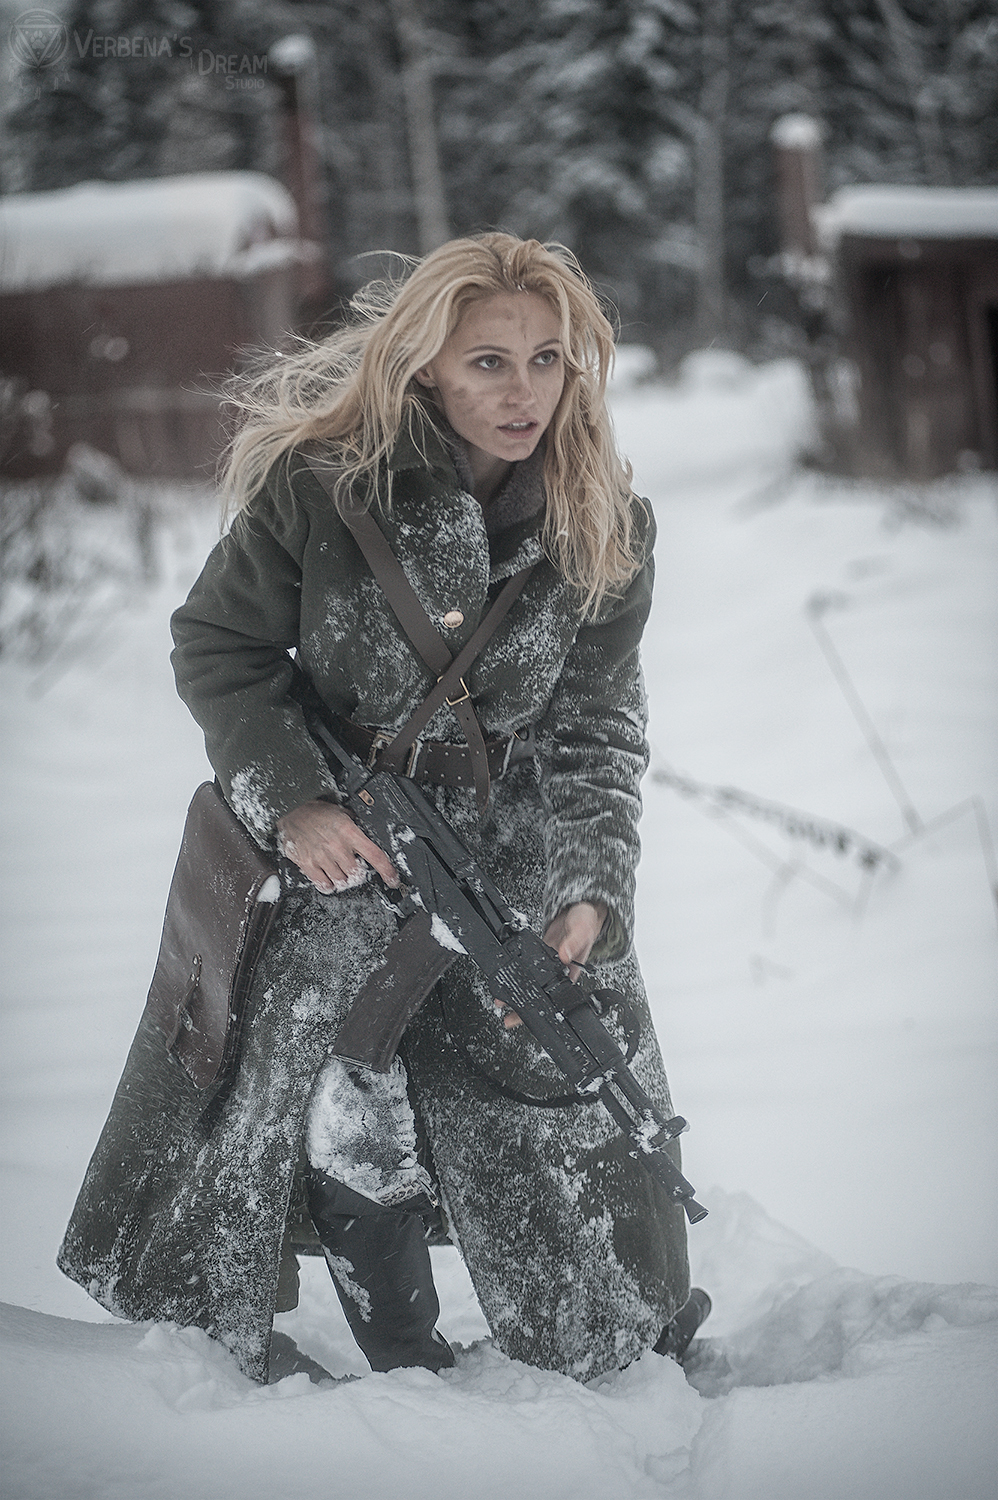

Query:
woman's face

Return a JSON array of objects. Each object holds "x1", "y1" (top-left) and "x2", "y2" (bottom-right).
[{"x1": 416, "y1": 292, "x2": 565, "y2": 479}]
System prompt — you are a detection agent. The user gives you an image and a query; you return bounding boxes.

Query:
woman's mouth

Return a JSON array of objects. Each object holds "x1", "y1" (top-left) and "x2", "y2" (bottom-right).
[{"x1": 498, "y1": 420, "x2": 538, "y2": 436}]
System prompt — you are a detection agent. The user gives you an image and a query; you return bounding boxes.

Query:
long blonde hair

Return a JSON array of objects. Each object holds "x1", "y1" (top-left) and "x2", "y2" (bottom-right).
[{"x1": 221, "y1": 233, "x2": 645, "y2": 615}]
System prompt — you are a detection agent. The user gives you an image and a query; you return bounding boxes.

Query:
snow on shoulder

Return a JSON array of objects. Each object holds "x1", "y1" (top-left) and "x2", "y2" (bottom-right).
[
  {"x1": 815, "y1": 184, "x2": 998, "y2": 245},
  {"x1": 0, "y1": 172, "x2": 300, "y2": 293}
]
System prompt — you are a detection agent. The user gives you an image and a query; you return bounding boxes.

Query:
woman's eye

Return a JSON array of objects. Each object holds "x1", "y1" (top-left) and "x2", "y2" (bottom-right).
[
  {"x1": 535, "y1": 350, "x2": 560, "y2": 367},
  {"x1": 476, "y1": 355, "x2": 502, "y2": 370}
]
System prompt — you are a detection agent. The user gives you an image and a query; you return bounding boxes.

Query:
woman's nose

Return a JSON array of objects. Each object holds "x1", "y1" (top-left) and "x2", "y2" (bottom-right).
[{"x1": 504, "y1": 364, "x2": 534, "y2": 402}]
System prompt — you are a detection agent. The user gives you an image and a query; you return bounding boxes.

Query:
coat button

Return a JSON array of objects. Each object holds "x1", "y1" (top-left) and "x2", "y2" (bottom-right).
[{"x1": 443, "y1": 610, "x2": 464, "y2": 628}]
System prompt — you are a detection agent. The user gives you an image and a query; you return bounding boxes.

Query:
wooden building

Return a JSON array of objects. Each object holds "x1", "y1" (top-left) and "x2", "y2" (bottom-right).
[
  {"x1": 0, "y1": 172, "x2": 315, "y2": 480},
  {"x1": 815, "y1": 185, "x2": 998, "y2": 481}
]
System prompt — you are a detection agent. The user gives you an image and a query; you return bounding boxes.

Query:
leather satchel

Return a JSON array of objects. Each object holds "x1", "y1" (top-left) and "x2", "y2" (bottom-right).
[{"x1": 144, "y1": 782, "x2": 282, "y2": 1090}]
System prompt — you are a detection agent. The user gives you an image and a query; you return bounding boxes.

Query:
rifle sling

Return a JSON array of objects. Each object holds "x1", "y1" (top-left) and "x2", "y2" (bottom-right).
[{"x1": 437, "y1": 987, "x2": 642, "y2": 1110}]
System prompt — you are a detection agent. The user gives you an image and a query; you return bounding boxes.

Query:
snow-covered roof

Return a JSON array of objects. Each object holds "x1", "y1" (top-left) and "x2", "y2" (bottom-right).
[
  {"x1": 0, "y1": 172, "x2": 300, "y2": 293},
  {"x1": 815, "y1": 185, "x2": 998, "y2": 245}
]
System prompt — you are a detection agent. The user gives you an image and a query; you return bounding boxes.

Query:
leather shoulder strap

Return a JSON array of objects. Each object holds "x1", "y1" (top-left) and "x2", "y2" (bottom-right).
[
  {"x1": 337, "y1": 498, "x2": 455, "y2": 677},
  {"x1": 379, "y1": 563, "x2": 534, "y2": 792},
  {"x1": 301, "y1": 454, "x2": 536, "y2": 810}
]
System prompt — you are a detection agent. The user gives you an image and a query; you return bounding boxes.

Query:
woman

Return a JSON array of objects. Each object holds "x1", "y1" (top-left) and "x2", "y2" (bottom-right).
[{"x1": 58, "y1": 233, "x2": 700, "y2": 1384}]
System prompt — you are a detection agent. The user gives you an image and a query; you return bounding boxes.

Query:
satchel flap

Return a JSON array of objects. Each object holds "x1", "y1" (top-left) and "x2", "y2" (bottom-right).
[{"x1": 145, "y1": 783, "x2": 280, "y2": 1089}]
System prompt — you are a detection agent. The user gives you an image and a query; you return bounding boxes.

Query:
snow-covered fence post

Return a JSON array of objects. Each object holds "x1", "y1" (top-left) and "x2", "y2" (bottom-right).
[
  {"x1": 269, "y1": 34, "x2": 330, "y2": 310},
  {"x1": 769, "y1": 114, "x2": 842, "y2": 468},
  {"x1": 388, "y1": 0, "x2": 450, "y2": 256}
]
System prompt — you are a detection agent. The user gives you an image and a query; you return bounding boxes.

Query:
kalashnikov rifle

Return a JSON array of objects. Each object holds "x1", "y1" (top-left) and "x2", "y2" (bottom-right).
[{"x1": 306, "y1": 715, "x2": 707, "y2": 1226}]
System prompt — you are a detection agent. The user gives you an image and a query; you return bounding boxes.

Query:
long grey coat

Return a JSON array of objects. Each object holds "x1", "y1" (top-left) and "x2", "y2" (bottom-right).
[{"x1": 58, "y1": 426, "x2": 690, "y2": 1383}]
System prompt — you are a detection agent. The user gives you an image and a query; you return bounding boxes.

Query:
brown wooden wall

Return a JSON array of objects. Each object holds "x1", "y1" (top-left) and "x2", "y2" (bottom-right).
[
  {"x1": 1, "y1": 262, "x2": 298, "y2": 480},
  {"x1": 837, "y1": 235, "x2": 998, "y2": 480}
]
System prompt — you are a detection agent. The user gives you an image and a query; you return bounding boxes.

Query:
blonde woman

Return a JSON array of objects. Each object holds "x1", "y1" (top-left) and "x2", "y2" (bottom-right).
[{"x1": 59, "y1": 233, "x2": 706, "y2": 1384}]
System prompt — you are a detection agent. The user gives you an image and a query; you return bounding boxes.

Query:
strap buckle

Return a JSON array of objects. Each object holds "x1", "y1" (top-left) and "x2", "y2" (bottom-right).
[
  {"x1": 365, "y1": 728, "x2": 395, "y2": 770},
  {"x1": 441, "y1": 675, "x2": 470, "y2": 707}
]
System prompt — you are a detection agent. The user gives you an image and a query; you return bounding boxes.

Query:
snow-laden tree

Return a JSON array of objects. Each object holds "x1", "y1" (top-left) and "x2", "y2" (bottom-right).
[
  {"x1": 3, "y1": 0, "x2": 281, "y2": 193},
  {"x1": 3, "y1": 0, "x2": 996, "y2": 350},
  {"x1": 817, "y1": 0, "x2": 998, "y2": 190}
]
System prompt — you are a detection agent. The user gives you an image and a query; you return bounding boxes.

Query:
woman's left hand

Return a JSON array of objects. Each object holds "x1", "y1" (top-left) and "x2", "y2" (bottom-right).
[
  {"x1": 544, "y1": 900, "x2": 609, "y2": 976},
  {"x1": 496, "y1": 900, "x2": 609, "y2": 1029}
]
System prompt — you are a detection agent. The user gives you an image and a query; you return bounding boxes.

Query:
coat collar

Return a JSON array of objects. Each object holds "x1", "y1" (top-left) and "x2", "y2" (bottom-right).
[
  {"x1": 387, "y1": 414, "x2": 455, "y2": 476},
  {"x1": 387, "y1": 412, "x2": 547, "y2": 579}
]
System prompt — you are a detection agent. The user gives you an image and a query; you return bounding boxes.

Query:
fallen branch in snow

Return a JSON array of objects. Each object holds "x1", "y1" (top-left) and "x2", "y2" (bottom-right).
[
  {"x1": 648, "y1": 757, "x2": 897, "y2": 933},
  {"x1": 806, "y1": 592, "x2": 922, "y2": 836},
  {"x1": 804, "y1": 594, "x2": 998, "y2": 931},
  {"x1": 649, "y1": 761, "x2": 899, "y2": 875},
  {"x1": 890, "y1": 795, "x2": 998, "y2": 932}
]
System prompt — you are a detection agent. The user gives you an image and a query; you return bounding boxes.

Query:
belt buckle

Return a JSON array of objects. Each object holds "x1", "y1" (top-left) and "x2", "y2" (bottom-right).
[
  {"x1": 405, "y1": 740, "x2": 422, "y2": 778},
  {"x1": 366, "y1": 728, "x2": 394, "y2": 770}
]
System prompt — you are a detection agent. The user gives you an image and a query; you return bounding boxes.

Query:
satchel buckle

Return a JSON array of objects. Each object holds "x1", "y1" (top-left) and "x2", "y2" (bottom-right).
[{"x1": 442, "y1": 675, "x2": 470, "y2": 707}]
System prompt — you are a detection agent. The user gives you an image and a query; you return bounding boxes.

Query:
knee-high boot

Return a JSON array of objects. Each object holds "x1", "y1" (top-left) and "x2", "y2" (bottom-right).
[{"x1": 307, "y1": 1171, "x2": 455, "y2": 1374}]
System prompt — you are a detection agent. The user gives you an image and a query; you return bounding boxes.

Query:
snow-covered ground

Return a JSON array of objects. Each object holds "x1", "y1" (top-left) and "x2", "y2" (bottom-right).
[{"x1": 2, "y1": 357, "x2": 996, "y2": 1499}]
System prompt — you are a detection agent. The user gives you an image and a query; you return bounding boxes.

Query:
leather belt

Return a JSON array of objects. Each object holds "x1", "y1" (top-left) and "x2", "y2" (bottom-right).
[{"x1": 337, "y1": 717, "x2": 535, "y2": 788}]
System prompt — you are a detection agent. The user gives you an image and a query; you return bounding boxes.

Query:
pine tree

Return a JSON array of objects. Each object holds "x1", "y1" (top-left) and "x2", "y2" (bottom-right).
[
  {"x1": 430, "y1": 0, "x2": 703, "y2": 346},
  {"x1": 817, "y1": 0, "x2": 998, "y2": 189},
  {"x1": 3, "y1": 0, "x2": 278, "y2": 192}
]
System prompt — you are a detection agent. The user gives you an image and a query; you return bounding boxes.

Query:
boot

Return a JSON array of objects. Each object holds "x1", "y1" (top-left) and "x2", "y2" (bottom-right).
[
  {"x1": 307, "y1": 1171, "x2": 455, "y2": 1374},
  {"x1": 653, "y1": 1287, "x2": 712, "y2": 1364}
]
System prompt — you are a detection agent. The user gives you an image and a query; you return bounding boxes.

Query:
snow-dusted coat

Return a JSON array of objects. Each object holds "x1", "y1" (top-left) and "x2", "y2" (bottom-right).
[{"x1": 58, "y1": 425, "x2": 690, "y2": 1383}]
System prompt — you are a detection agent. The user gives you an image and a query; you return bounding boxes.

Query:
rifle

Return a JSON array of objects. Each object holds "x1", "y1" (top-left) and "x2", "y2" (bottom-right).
[{"x1": 308, "y1": 716, "x2": 708, "y2": 1226}]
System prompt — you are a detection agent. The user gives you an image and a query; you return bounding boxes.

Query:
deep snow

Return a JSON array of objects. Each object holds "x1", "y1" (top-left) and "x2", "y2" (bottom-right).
[{"x1": 1, "y1": 356, "x2": 996, "y2": 1499}]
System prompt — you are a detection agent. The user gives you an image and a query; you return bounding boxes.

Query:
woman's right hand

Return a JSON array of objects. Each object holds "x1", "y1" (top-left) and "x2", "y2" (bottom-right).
[{"x1": 276, "y1": 801, "x2": 400, "y2": 894}]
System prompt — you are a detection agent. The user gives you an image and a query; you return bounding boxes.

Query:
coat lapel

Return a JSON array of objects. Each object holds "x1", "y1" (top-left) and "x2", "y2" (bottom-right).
[
  {"x1": 379, "y1": 418, "x2": 548, "y2": 630},
  {"x1": 379, "y1": 425, "x2": 491, "y2": 646}
]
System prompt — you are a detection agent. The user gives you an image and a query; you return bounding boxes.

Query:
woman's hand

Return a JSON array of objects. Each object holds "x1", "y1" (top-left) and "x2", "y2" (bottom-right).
[
  {"x1": 543, "y1": 900, "x2": 609, "y2": 977},
  {"x1": 496, "y1": 900, "x2": 609, "y2": 1029},
  {"x1": 276, "y1": 801, "x2": 399, "y2": 894}
]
